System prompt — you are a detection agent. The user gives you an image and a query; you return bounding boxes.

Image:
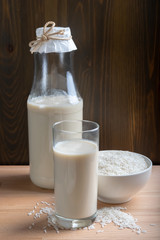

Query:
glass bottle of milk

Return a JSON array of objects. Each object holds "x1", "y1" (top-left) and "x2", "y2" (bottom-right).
[{"x1": 27, "y1": 22, "x2": 83, "y2": 189}]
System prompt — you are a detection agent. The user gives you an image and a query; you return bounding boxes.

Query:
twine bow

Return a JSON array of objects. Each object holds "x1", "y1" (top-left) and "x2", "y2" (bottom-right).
[{"x1": 29, "y1": 21, "x2": 72, "y2": 54}]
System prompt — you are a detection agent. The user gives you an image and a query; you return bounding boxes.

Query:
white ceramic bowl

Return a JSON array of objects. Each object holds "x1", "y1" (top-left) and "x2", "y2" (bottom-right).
[{"x1": 98, "y1": 150, "x2": 152, "y2": 204}]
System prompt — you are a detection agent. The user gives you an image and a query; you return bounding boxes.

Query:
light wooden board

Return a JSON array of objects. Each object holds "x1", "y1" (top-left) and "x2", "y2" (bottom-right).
[{"x1": 0, "y1": 166, "x2": 160, "y2": 239}]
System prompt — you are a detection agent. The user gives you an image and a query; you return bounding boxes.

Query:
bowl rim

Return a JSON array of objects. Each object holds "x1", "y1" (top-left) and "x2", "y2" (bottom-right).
[{"x1": 98, "y1": 150, "x2": 152, "y2": 177}]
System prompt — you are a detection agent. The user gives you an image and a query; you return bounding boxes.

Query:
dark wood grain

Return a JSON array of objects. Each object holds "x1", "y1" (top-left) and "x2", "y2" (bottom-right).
[{"x1": 0, "y1": 0, "x2": 159, "y2": 164}]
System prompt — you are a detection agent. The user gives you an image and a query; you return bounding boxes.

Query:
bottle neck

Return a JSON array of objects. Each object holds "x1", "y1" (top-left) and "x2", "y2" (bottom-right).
[
  {"x1": 34, "y1": 52, "x2": 73, "y2": 77},
  {"x1": 29, "y1": 52, "x2": 80, "y2": 100}
]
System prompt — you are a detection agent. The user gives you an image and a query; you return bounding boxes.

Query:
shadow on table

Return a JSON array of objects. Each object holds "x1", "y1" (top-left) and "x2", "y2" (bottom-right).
[
  {"x1": 2, "y1": 215, "x2": 59, "y2": 239},
  {"x1": 0, "y1": 171, "x2": 53, "y2": 194},
  {"x1": 10, "y1": 214, "x2": 70, "y2": 239}
]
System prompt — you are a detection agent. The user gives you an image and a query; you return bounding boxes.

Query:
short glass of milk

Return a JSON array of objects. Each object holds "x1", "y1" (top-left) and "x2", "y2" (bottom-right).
[{"x1": 52, "y1": 120, "x2": 99, "y2": 229}]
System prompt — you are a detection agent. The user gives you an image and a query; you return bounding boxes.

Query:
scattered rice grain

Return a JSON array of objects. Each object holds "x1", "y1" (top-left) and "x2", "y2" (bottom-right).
[
  {"x1": 96, "y1": 230, "x2": 104, "y2": 233},
  {"x1": 27, "y1": 201, "x2": 146, "y2": 235}
]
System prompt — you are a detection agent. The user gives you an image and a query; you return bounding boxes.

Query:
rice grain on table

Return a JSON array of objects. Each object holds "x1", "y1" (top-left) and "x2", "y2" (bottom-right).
[{"x1": 27, "y1": 202, "x2": 146, "y2": 235}]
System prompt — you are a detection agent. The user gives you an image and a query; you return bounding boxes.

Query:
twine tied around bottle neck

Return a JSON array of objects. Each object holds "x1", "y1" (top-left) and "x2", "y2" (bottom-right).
[{"x1": 29, "y1": 21, "x2": 72, "y2": 54}]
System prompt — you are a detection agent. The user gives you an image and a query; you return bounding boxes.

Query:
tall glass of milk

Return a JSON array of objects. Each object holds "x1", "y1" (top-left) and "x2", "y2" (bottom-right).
[
  {"x1": 28, "y1": 22, "x2": 83, "y2": 189},
  {"x1": 52, "y1": 120, "x2": 99, "y2": 229}
]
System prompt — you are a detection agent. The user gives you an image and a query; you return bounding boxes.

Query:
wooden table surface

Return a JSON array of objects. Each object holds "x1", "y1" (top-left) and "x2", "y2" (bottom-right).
[{"x1": 0, "y1": 166, "x2": 160, "y2": 240}]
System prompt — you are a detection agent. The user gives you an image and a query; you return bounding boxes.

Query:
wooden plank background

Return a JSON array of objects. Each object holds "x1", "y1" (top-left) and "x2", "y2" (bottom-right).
[{"x1": 0, "y1": 0, "x2": 159, "y2": 165}]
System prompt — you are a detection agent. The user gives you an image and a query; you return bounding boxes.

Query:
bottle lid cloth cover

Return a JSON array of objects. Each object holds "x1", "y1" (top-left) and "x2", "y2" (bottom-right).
[{"x1": 29, "y1": 21, "x2": 77, "y2": 54}]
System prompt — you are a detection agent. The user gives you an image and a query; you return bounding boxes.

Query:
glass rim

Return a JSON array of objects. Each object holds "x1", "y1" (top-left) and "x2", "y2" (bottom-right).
[{"x1": 53, "y1": 120, "x2": 99, "y2": 134}]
